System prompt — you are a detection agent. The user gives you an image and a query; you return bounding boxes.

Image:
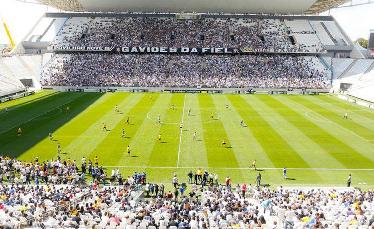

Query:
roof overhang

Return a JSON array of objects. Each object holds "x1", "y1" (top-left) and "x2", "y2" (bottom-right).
[{"x1": 37, "y1": 0, "x2": 349, "y2": 14}]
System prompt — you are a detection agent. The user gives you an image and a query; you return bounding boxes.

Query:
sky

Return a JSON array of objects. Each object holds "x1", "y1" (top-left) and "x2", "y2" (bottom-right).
[
  {"x1": 0, "y1": 0, "x2": 373, "y2": 44},
  {"x1": 320, "y1": 1, "x2": 374, "y2": 42}
]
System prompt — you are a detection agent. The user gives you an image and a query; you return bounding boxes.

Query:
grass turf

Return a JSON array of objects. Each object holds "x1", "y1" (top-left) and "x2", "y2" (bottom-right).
[{"x1": 0, "y1": 90, "x2": 374, "y2": 189}]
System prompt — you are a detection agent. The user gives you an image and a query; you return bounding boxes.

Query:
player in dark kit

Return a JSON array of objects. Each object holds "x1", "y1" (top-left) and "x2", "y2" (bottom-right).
[
  {"x1": 283, "y1": 167, "x2": 287, "y2": 179},
  {"x1": 57, "y1": 143, "x2": 61, "y2": 158},
  {"x1": 126, "y1": 116, "x2": 130, "y2": 125},
  {"x1": 122, "y1": 128, "x2": 125, "y2": 138},
  {"x1": 256, "y1": 173, "x2": 262, "y2": 187},
  {"x1": 127, "y1": 145, "x2": 131, "y2": 156}
]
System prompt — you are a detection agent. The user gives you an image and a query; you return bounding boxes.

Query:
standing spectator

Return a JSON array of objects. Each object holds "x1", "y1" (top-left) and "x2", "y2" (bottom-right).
[
  {"x1": 187, "y1": 170, "x2": 193, "y2": 184},
  {"x1": 172, "y1": 174, "x2": 178, "y2": 188},
  {"x1": 225, "y1": 176, "x2": 231, "y2": 190},
  {"x1": 256, "y1": 173, "x2": 262, "y2": 188},
  {"x1": 347, "y1": 174, "x2": 352, "y2": 187},
  {"x1": 241, "y1": 183, "x2": 247, "y2": 199},
  {"x1": 283, "y1": 167, "x2": 287, "y2": 179}
]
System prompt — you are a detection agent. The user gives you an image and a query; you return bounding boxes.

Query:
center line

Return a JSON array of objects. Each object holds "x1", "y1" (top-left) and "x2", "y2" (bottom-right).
[{"x1": 177, "y1": 94, "x2": 187, "y2": 168}]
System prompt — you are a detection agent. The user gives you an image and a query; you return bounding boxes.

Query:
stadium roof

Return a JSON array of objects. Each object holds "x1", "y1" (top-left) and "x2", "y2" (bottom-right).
[{"x1": 37, "y1": 0, "x2": 348, "y2": 14}]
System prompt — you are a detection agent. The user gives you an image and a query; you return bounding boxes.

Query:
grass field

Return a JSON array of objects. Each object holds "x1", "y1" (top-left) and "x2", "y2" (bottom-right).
[{"x1": 0, "y1": 90, "x2": 373, "y2": 188}]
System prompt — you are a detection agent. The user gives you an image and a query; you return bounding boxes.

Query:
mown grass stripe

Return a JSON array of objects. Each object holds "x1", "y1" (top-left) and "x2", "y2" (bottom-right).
[
  {"x1": 94, "y1": 94, "x2": 160, "y2": 166},
  {"x1": 228, "y1": 95, "x2": 309, "y2": 168},
  {"x1": 0, "y1": 92, "x2": 85, "y2": 144},
  {"x1": 293, "y1": 96, "x2": 374, "y2": 141},
  {"x1": 322, "y1": 95, "x2": 374, "y2": 119},
  {"x1": 308, "y1": 96, "x2": 374, "y2": 132},
  {"x1": 178, "y1": 94, "x2": 209, "y2": 168},
  {"x1": 63, "y1": 93, "x2": 141, "y2": 161},
  {"x1": 0, "y1": 92, "x2": 81, "y2": 134},
  {"x1": 198, "y1": 94, "x2": 240, "y2": 168},
  {"x1": 279, "y1": 96, "x2": 374, "y2": 163},
  {"x1": 2, "y1": 92, "x2": 374, "y2": 187},
  {"x1": 0, "y1": 90, "x2": 57, "y2": 110},
  {"x1": 265, "y1": 95, "x2": 371, "y2": 168},
  {"x1": 148, "y1": 94, "x2": 184, "y2": 167},
  {"x1": 249, "y1": 95, "x2": 342, "y2": 170},
  {"x1": 19, "y1": 93, "x2": 112, "y2": 159},
  {"x1": 5, "y1": 93, "x2": 102, "y2": 160},
  {"x1": 213, "y1": 94, "x2": 274, "y2": 182},
  {"x1": 115, "y1": 93, "x2": 172, "y2": 166},
  {"x1": 213, "y1": 95, "x2": 274, "y2": 168}
]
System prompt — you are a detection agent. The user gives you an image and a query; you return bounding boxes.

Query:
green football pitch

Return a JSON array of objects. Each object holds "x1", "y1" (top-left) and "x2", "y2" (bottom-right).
[{"x1": 0, "y1": 90, "x2": 373, "y2": 188}]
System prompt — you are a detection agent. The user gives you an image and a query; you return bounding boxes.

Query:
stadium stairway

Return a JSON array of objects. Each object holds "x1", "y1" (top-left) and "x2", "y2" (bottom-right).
[
  {"x1": 364, "y1": 60, "x2": 374, "y2": 74},
  {"x1": 341, "y1": 59, "x2": 374, "y2": 79},
  {"x1": 338, "y1": 59, "x2": 357, "y2": 79}
]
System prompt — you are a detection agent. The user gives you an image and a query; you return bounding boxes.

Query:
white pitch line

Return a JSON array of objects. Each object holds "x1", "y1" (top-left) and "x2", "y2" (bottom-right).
[
  {"x1": 177, "y1": 94, "x2": 187, "y2": 168},
  {"x1": 102, "y1": 165, "x2": 374, "y2": 171}
]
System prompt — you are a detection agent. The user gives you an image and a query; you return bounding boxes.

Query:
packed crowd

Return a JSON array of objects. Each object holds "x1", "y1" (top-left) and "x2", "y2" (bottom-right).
[
  {"x1": 1, "y1": 156, "x2": 374, "y2": 228},
  {"x1": 0, "y1": 155, "x2": 149, "y2": 187},
  {"x1": 42, "y1": 54, "x2": 329, "y2": 89},
  {"x1": 51, "y1": 17, "x2": 323, "y2": 53}
]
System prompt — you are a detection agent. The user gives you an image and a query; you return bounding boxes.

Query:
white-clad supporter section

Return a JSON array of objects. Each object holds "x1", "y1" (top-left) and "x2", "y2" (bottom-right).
[
  {"x1": 41, "y1": 54, "x2": 329, "y2": 89},
  {"x1": 49, "y1": 16, "x2": 329, "y2": 53},
  {"x1": 278, "y1": 186, "x2": 355, "y2": 192},
  {"x1": 42, "y1": 16, "x2": 331, "y2": 89},
  {"x1": 303, "y1": 56, "x2": 329, "y2": 77},
  {"x1": 0, "y1": 154, "x2": 373, "y2": 228}
]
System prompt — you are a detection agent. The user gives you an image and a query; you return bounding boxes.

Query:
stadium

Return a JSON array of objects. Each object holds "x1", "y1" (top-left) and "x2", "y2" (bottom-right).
[{"x1": 0, "y1": 0, "x2": 374, "y2": 227}]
